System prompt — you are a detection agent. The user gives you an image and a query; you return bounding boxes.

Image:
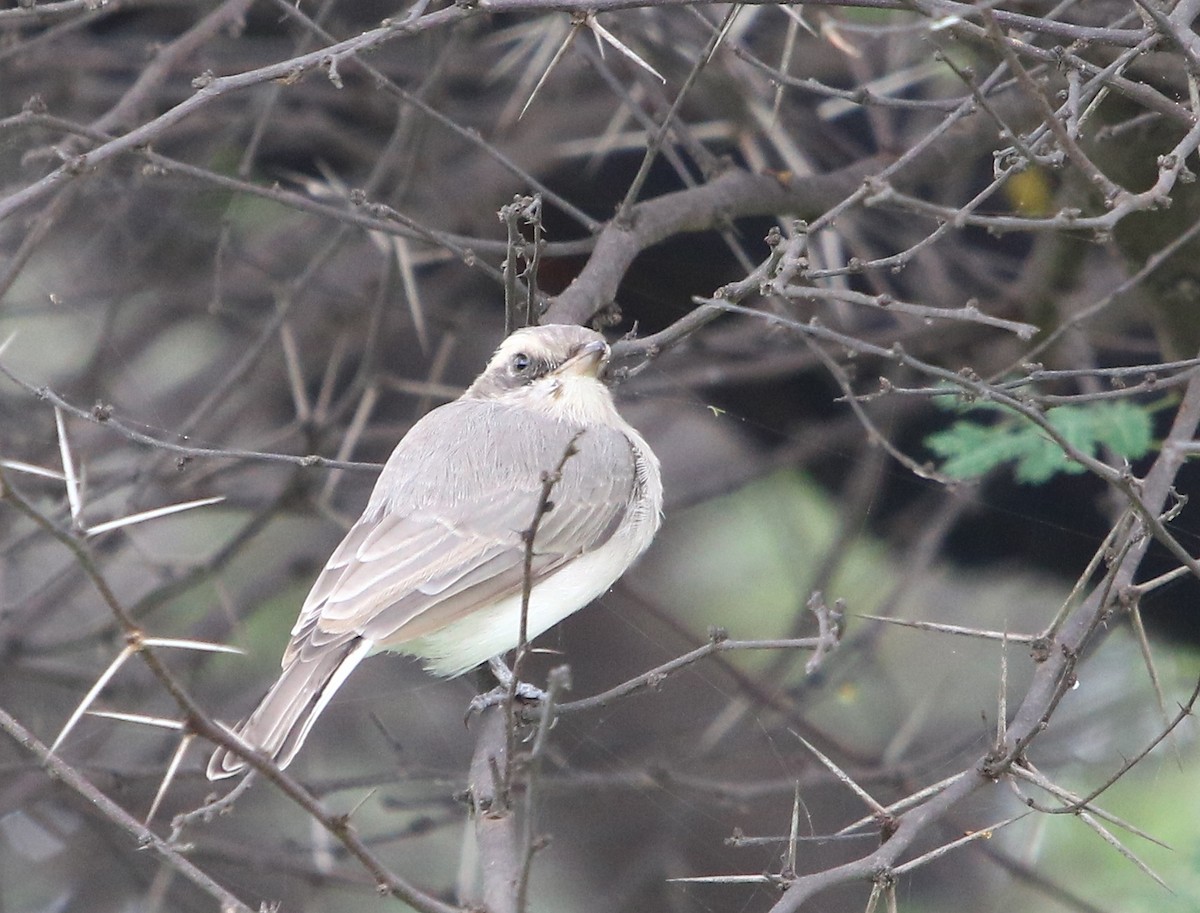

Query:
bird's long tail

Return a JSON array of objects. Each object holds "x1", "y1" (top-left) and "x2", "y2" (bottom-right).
[{"x1": 206, "y1": 638, "x2": 371, "y2": 780}]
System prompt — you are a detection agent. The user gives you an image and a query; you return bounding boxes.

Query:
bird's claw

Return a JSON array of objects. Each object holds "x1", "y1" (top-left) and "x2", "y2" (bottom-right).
[
  {"x1": 464, "y1": 656, "x2": 548, "y2": 722},
  {"x1": 465, "y1": 681, "x2": 547, "y2": 723}
]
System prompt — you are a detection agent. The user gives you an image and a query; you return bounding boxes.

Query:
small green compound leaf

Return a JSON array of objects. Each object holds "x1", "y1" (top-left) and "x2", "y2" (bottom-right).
[
  {"x1": 1011, "y1": 430, "x2": 1076, "y2": 484},
  {"x1": 925, "y1": 420, "x2": 1030, "y2": 479},
  {"x1": 1087, "y1": 401, "x2": 1153, "y2": 460},
  {"x1": 925, "y1": 400, "x2": 1154, "y2": 484}
]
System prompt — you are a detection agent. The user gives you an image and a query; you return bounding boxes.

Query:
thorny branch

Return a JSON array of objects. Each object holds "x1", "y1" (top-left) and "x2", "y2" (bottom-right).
[
  {"x1": 0, "y1": 704, "x2": 255, "y2": 913},
  {"x1": 0, "y1": 472, "x2": 461, "y2": 913}
]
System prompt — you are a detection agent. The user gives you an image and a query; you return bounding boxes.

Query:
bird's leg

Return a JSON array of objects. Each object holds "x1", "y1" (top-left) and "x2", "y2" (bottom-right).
[
  {"x1": 466, "y1": 657, "x2": 548, "y2": 717},
  {"x1": 488, "y1": 656, "x2": 548, "y2": 701}
]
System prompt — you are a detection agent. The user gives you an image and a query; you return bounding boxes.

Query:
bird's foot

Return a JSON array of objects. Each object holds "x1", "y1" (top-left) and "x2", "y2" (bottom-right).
[
  {"x1": 465, "y1": 658, "x2": 548, "y2": 719},
  {"x1": 466, "y1": 682, "x2": 547, "y2": 716}
]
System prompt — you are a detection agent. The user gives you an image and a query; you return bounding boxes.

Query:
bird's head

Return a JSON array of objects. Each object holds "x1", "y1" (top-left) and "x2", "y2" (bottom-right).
[{"x1": 466, "y1": 325, "x2": 619, "y2": 424}]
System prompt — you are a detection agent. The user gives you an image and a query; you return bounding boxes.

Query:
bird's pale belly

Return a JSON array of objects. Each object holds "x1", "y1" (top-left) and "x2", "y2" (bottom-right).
[{"x1": 395, "y1": 531, "x2": 642, "y2": 677}]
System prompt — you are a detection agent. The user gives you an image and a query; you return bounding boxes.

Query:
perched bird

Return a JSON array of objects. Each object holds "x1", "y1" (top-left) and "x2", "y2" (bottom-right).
[{"x1": 207, "y1": 324, "x2": 662, "y2": 778}]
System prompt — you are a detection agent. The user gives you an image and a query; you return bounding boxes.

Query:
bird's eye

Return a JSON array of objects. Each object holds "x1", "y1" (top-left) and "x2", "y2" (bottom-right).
[{"x1": 511, "y1": 352, "x2": 531, "y2": 373}]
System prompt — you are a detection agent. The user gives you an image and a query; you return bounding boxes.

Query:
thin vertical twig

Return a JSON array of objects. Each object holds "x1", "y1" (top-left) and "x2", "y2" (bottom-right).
[{"x1": 617, "y1": 4, "x2": 742, "y2": 217}]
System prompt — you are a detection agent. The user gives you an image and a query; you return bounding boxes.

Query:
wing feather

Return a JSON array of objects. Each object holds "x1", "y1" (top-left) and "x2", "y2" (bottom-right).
[{"x1": 282, "y1": 398, "x2": 635, "y2": 668}]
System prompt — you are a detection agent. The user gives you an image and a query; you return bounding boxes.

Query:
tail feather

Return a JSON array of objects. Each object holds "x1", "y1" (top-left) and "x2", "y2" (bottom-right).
[{"x1": 207, "y1": 638, "x2": 371, "y2": 779}]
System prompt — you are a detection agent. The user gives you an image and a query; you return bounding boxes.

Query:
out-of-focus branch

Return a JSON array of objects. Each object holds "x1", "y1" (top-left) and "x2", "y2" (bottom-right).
[
  {"x1": 0, "y1": 471, "x2": 462, "y2": 913},
  {"x1": 764, "y1": 361, "x2": 1200, "y2": 911},
  {"x1": 0, "y1": 359, "x2": 379, "y2": 473},
  {"x1": 0, "y1": 704, "x2": 255, "y2": 913},
  {"x1": 575, "y1": 79, "x2": 1040, "y2": 333},
  {"x1": 547, "y1": 160, "x2": 880, "y2": 325}
]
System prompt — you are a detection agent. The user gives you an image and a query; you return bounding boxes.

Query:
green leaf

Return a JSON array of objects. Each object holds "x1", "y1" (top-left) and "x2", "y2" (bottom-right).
[
  {"x1": 925, "y1": 400, "x2": 1154, "y2": 484},
  {"x1": 925, "y1": 420, "x2": 1033, "y2": 479}
]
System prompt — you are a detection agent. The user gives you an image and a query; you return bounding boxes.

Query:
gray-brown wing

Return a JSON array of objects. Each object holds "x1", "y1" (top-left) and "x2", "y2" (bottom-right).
[{"x1": 283, "y1": 399, "x2": 634, "y2": 664}]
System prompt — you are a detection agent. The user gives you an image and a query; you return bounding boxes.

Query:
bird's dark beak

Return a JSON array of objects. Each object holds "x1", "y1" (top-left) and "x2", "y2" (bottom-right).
[{"x1": 556, "y1": 340, "x2": 609, "y2": 379}]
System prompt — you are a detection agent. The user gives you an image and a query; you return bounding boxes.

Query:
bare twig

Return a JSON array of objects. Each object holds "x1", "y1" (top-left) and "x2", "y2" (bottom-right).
[{"x1": 0, "y1": 704, "x2": 255, "y2": 913}]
